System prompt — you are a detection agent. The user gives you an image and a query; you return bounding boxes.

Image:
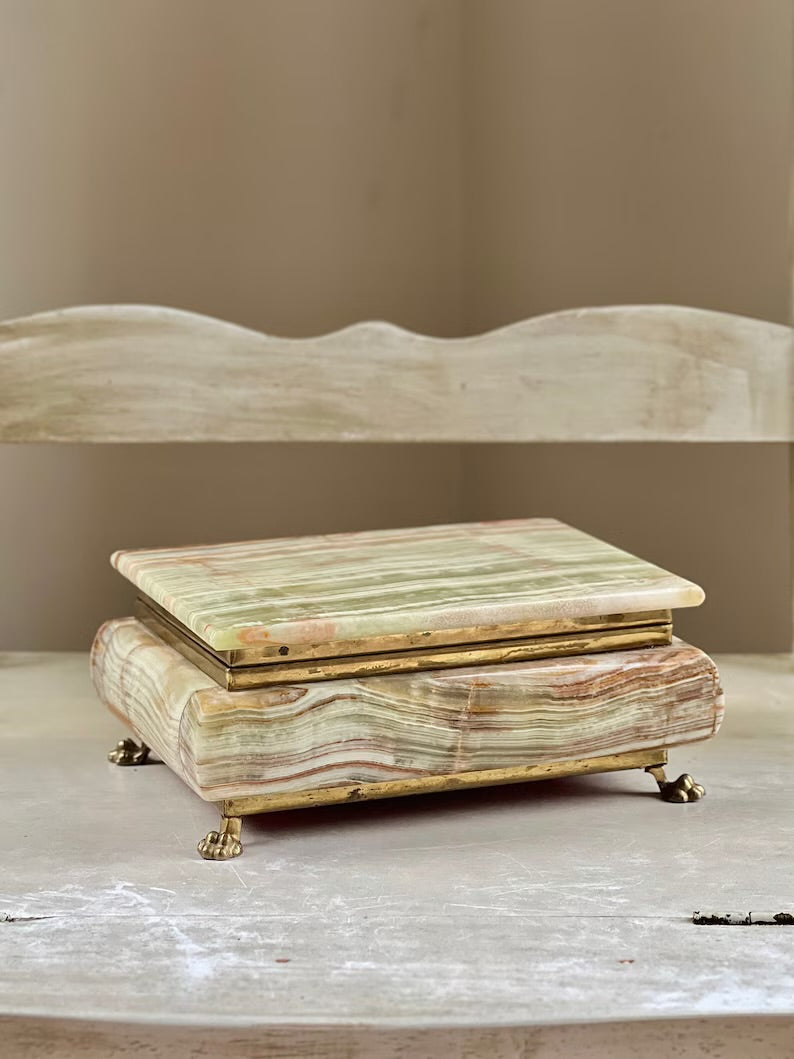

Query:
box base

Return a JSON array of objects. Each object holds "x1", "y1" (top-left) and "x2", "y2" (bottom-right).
[{"x1": 97, "y1": 615, "x2": 721, "y2": 858}]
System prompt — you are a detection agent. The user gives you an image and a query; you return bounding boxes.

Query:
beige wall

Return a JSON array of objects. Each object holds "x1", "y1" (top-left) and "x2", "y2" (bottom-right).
[
  {"x1": 460, "y1": 0, "x2": 793, "y2": 654},
  {"x1": 462, "y1": 0, "x2": 792, "y2": 329},
  {"x1": 0, "y1": 0, "x2": 463, "y2": 333},
  {"x1": 0, "y1": 0, "x2": 790, "y2": 651}
]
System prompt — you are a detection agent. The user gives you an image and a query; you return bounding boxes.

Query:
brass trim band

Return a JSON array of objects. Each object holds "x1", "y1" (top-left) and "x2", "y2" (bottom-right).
[
  {"x1": 136, "y1": 594, "x2": 672, "y2": 665},
  {"x1": 222, "y1": 747, "x2": 669, "y2": 815},
  {"x1": 135, "y1": 595, "x2": 672, "y2": 689},
  {"x1": 138, "y1": 600, "x2": 671, "y2": 689}
]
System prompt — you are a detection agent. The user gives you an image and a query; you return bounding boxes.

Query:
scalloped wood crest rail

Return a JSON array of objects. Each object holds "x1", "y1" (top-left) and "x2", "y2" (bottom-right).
[{"x1": 0, "y1": 304, "x2": 790, "y2": 442}]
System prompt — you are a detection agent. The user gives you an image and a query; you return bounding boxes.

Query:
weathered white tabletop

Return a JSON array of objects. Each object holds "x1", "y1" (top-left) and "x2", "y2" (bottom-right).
[{"x1": 1, "y1": 651, "x2": 793, "y2": 1058}]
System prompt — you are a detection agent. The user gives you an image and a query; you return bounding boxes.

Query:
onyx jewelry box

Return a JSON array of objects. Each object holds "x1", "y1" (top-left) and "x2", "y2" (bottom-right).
[{"x1": 93, "y1": 518, "x2": 723, "y2": 859}]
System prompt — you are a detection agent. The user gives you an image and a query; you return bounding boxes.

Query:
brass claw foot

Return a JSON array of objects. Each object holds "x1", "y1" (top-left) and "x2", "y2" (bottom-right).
[
  {"x1": 646, "y1": 764, "x2": 705, "y2": 803},
  {"x1": 108, "y1": 737, "x2": 150, "y2": 766},
  {"x1": 198, "y1": 816, "x2": 243, "y2": 860}
]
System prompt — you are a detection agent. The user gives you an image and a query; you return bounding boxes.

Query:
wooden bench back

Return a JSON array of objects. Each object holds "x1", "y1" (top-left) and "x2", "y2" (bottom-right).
[{"x1": 0, "y1": 303, "x2": 789, "y2": 443}]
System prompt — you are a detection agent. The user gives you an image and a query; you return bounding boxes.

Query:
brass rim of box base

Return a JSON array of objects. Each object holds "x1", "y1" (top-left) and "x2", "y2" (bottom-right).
[{"x1": 220, "y1": 746, "x2": 670, "y2": 816}]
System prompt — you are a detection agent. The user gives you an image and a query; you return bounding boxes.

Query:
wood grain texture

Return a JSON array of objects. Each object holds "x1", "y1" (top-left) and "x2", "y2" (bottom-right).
[
  {"x1": 0, "y1": 303, "x2": 789, "y2": 442},
  {"x1": 4, "y1": 1016, "x2": 794, "y2": 1059}
]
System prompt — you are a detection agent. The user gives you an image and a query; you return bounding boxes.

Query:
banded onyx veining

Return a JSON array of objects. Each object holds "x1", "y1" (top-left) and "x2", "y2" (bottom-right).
[
  {"x1": 92, "y1": 618, "x2": 723, "y2": 802},
  {"x1": 112, "y1": 518, "x2": 704, "y2": 654}
]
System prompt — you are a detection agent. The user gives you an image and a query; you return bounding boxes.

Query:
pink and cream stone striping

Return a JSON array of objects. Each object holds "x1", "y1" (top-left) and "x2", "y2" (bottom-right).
[
  {"x1": 92, "y1": 617, "x2": 723, "y2": 802},
  {"x1": 111, "y1": 518, "x2": 704, "y2": 652}
]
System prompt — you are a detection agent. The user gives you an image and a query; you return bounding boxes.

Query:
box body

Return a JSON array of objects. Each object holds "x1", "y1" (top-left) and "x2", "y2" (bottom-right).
[{"x1": 93, "y1": 617, "x2": 723, "y2": 803}]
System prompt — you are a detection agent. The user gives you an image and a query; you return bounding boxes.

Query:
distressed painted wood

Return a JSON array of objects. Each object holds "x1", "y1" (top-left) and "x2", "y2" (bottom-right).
[
  {"x1": 0, "y1": 303, "x2": 790, "y2": 442},
  {"x1": 1, "y1": 649, "x2": 793, "y2": 1054}
]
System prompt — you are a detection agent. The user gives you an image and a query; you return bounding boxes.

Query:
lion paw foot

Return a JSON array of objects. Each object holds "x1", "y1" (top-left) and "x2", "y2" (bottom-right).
[
  {"x1": 660, "y1": 773, "x2": 705, "y2": 803},
  {"x1": 197, "y1": 820, "x2": 243, "y2": 860},
  {"x1": 108, "y1": 738, "x2": 150, "y2": 766}
]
